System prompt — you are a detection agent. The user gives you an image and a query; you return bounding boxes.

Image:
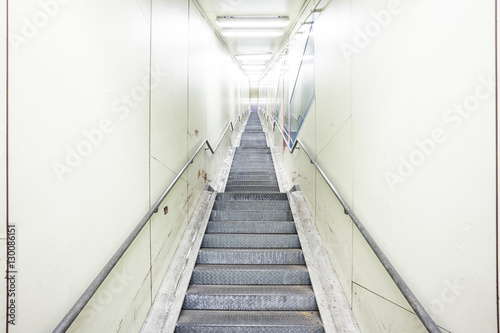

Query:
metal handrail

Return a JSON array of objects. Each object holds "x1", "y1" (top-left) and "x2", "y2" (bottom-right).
[
  {"x1": 206, "y1": 122, "x2": 234, "y2": 154},
  {"x1": 53, "y1": 117, "x2": 240, "y2": 333},
  {"x1": 267, "y1": 115, "x2": 441, "y2": 333}
]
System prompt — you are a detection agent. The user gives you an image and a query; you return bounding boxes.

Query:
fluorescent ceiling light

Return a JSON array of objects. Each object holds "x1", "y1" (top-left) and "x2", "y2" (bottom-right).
[
  {"x1": 216, "y1": 16, "x2": 290, "y2": 28},
  {"x1": 221, "y1": 28, "x2": 284, "y2": 37}
]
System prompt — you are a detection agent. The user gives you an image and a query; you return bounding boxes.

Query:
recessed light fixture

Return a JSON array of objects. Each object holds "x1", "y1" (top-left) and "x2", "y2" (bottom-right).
[
  {"x1": 216, "y1": 16, "x2": 290, "y2": 28},
  {"x1": 221, "y1": 28, "x2": 284, "y2": 37}
]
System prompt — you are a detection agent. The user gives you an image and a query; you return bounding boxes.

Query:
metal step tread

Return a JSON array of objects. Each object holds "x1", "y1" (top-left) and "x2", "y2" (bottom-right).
[
  {"x1": 210, "y1": 210, "x2": 293, "y2": 221},
  {"x1": 228, "y1": 175, "x2": 277, "y2": 180},
  {"x1": 230, "y1": 166, "x2": 275, "y2": 170},
  {"x1": 197, "y1": 248, "x2": 305, "y2": 264},
  {"x1": 184, "y1": 284, "x2": 315, "y2": 297},
  {"x1": 216, "y1": 193, "x2": 288, "y2": 201},
  {"x1": 183, "y1": 285, "x2": 318, "y2": 311},
  {"x1": 202, "y1": 234, "x2": 300, "y2": 248},
  {"x1": 234, "y1": 151, "x2": 271, "y2": 154},
  {"x1": 176, "y1": 310, "x2": 324, "y2": 330},
  {"x1": 213, "y1": 200, "x2": 290, "y2": 210},
  {"x1": 225, "y1": 186, "x2": 280, "y2": 192},
  {"x1": 206, "y1": 221, "x2": 297, "y2": 234},
  {"x1": 191, "y1": 265, "x2": 310, "y2": 285},
  {"x1": 226, "y1": 180, "x2": 278, "y2": 187},
  {"x1": 228, "y1": 172, "x2": 277, "y2": 177}
]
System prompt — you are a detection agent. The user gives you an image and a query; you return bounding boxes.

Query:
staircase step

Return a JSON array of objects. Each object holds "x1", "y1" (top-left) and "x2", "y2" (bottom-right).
[
  {"x1": 241, "y1": 135, "x2": 266, "y2": 139},
  {"x1": 206, "y1": 221, "x2": 297, "y2": 234},
  {"x1": 216, "y1": 192, "x2": 288, "y2": 201},
  {"x1": 228, "y1": 175, "x2": 277, "y2": 182},
  {"x1": 197, "y1": 248, "x2": 305, "y2": 265},
  {"x1": 240, "y1": 138, "x2": 267, "y2": 142},
  {"x1": 229, "y1": 171, "x2": 277, "y2": 178},
  {"x1": 239, "y1": 143, "x2": 268, "y2": 148},
  {"x1": 230, "y1": 159, "x2": 272, "y2": 163},
  {"x1": 191, "y1": 265, "x2": 310, "y2": 285},
  {"x1": 226, "y1": 180, "x2": 278, "y2": 187},
  {"x1": 202, "y1": 234, "x2": 300, "y2": 248},
  {"x1": 183, "y1": 285, "x2": 318, "y2": 311},
  {"x1": 176, "y1": 310, "x2": 324, "y2": 333},
  {"x1": 234, "y1": 149, "x2": 271, "y2": 154},
  {"x1": 210, "y1": 210, "x2": 293, "y2": 221},
  {"x1": 233, "y1": 154, "x2": 272, "y2": 158},
  {"x1": 230, "y1": 167, "x2": 275, "y2": 172},
  {"x1": 213, "y1": 200, "x2": 290, "y2": 211},
  {"x1": 232, "y1": 159, "x2": 273, "y2": 164},
  {"x1": 240, "y1": 139, "x2": 267, "y2": 142},
  {"x1": 225, "y1": 185, "x2": 280, "y2": 192}
]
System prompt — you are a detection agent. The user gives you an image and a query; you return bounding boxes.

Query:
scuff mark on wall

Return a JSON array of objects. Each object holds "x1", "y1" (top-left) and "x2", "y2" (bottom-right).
[{"x1": 198, "y1": 169, "x2": 210, "y2": 183}]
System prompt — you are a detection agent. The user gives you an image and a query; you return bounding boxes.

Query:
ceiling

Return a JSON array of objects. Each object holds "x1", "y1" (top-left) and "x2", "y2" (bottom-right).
[{"x1": 196, "y1": 0, "x2": 310, "y2": 80}]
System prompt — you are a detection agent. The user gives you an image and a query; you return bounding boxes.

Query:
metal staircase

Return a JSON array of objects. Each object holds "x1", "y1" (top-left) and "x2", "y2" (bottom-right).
[{"x1": 175, "y1": 112, "x2": 324, "y2": 332}]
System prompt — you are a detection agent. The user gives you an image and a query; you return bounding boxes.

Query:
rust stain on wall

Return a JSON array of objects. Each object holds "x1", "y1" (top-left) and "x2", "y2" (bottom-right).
[{"x1": 197, "y1": 169, "x2": 211, "y2": 183}]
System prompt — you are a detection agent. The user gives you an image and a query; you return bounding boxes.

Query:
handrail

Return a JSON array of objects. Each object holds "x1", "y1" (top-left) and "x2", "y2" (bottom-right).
[
  {"x1": 53, "y1": 118, "x2": 240, "y2": 333},
  {"x1": 206, "y1": 121, "x2": 234, "y2": 154},
  {"x1": 267, "y1": 114, "x2": 441, "y2": 333},
  {"x1": 272, "y1": 118, "x2": 299, "y2": 153}
]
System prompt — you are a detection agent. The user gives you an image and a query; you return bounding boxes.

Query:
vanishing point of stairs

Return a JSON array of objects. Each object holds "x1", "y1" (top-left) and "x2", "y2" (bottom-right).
[{"x1": 175, "y1": 112, "x2": 324, "y2": 332}]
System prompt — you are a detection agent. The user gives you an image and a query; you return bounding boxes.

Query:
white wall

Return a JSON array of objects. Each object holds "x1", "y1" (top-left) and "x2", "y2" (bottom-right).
[
  {"x1": 5, "y1": 0, "x2": 248, "y2": 332},
  {"x1": 1, "y1": 0, "x2": 6, "y2": 328},
  {"x1": 263, "y1": 0, "x2": 497, "y2": 332}
]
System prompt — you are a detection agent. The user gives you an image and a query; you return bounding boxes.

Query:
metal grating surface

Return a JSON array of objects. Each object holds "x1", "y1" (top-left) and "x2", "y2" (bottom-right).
[
  {"x1": 230, "y1": 166, "x2": 275, "y2": 171},
  {"x1": 225, "y1": 185, "x2": 280, "y2": 192},
  {"x1": 176, "y1": 310, "x2": 324, "y2": 332},
  {"x1": 232, "y1": 157, "x2": 272, "y2": 161},
  {"x1": 206, "y1": 221, "x2": 297, "y2": 234},
  {"x1": 210, "y1": 210, "x2": 293, "y2": 221},
  {"x1": 183, "y1": 285, "x2": 318, "y2": 311},
  {"x1": 196, "y1": 248, "x2": 305, "y2": 265},
  {"x1": 202, "y1": 234, "x2": 300, "y2": 248},
  {"x1": 213, "y1": 200, "x2": 290, "y2": 211},
  {"x1": 226, "y1": 180, "x2": 279, "y2": 187},
  {"x1": 215, "y1": 193, "x2": 288, "y2": 201},
  {"x1": 191, "y1": 264, "x2": 310, "y2": 285},
  {"x1": 229, "y1": 172, "x2": 277, "y2": 178},
  {"x1": 228, "y1": 175, "x2": 278, "y2": 181}
]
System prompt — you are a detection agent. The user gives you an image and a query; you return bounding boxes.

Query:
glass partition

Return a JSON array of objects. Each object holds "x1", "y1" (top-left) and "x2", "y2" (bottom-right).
[{"x1": 289, "y1": 25, "x2": 315, "y2": 145}]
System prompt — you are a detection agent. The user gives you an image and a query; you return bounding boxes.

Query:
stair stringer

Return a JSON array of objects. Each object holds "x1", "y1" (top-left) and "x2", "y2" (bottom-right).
[
  {"x1": 139, "y1": 187, "x2": 217, "y2": 333},
  {"x1": 287, "y1": 186, "x2": 361, "y2": 333}
]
